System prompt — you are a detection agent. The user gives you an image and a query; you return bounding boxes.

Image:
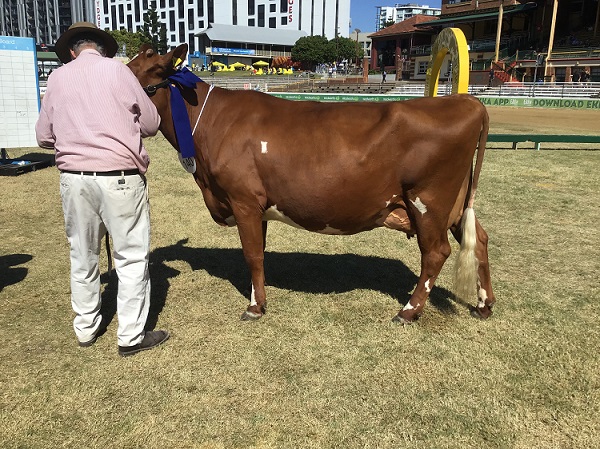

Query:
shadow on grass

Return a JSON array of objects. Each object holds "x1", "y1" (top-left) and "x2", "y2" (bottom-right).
[
  {"x1": 0, "y1": 254, "x2": 33, "y2": 293},
  {"x1": 147, "y1": 239, "x2": 460, "y2": 317}
]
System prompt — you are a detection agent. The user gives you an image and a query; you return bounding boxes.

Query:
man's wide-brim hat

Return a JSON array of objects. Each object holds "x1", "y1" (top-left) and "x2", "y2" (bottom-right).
[{"x1": 55, "y1": 22, "x2": 118, "y2": 63}]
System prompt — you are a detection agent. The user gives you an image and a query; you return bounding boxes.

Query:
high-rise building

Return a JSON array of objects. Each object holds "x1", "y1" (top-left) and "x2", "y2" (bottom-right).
[
  {"x1": 375, "y1": 3, "x2": 440, "y2": 32},
  {"x1": 0, "y1": 0, "x2": 350, "y2": 53}
]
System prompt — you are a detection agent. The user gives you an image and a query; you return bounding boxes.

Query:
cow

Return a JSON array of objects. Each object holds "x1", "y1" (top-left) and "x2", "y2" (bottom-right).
[{"x1": 127, "y1": 43, "x2": 495, "y2": 324}]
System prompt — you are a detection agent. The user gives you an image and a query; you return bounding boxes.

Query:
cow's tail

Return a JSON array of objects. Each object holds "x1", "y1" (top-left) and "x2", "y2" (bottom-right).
[{"x1": 454, "y1": 106, "x2": 489, "y2": 301}]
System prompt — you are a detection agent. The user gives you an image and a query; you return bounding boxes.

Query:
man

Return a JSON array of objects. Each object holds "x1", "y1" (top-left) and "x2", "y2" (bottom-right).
[{"x1": 35, "y1": 22, "x2": 169, "y2": 357}]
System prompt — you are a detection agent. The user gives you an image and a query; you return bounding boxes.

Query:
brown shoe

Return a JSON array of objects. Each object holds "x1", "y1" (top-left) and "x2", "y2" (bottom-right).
[{"x1": 118, "y1": 330, "x2": 170, "y2": 357}]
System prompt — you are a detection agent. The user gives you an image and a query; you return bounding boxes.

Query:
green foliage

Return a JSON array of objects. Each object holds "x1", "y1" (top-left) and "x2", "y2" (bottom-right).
[
  {"x1": 141, "y1": 2, "x2": 168, "y2": 53},
  {"x1": 382, "y1": 19, "x2": 396, "y2": 29},
  {"x1": 291, "y1": 35, "x2": 330, "y2": 69},
  {"x1": 331, "y1": 36, "x2": 359, "y2": 62},
  {"x1": 108, "y1": 29, "x2": 145, "y2": 60},
  {"x1": 292, "y1": 35, "x2": 365, "y2": 69}
]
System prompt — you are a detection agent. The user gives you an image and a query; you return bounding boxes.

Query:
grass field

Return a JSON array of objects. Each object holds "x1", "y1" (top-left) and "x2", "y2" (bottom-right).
[{"x1": 1, "y1": 108, "x2": 599, "y2": 448}]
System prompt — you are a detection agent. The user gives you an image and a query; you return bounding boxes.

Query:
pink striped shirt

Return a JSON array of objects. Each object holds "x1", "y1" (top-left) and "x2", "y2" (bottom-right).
[{"x1": 35, "y1": 49, "x2": 161, "y2": 173}]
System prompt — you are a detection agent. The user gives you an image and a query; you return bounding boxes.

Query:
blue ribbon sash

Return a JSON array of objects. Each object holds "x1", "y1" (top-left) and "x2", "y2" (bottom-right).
[{"x1": 167, "y1": 67, "x2": 202, "y2": 159}]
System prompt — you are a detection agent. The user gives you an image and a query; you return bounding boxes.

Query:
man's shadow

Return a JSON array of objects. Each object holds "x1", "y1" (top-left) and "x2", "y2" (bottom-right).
[
  {"x1": 100, "y1": 239, "x2": 460, "y2": 325},
  {"x1": 0, "y1": 254, "x2": 33, "y2": 293}
]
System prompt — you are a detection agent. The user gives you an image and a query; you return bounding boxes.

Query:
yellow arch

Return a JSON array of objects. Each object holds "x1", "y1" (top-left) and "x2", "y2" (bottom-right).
[{"x1": 424, "y1": 28, "x2": 470, "y2": 97}]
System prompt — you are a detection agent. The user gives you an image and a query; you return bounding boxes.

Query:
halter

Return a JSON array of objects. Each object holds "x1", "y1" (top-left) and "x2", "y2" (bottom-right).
[{"x1": 143, "y1": 79, "x2": 171, "y2": 95}]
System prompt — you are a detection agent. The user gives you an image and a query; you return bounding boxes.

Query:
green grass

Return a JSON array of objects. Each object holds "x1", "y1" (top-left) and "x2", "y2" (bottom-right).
[{"x1": 1, "y1": 136, "x2": 599, "y2": 448}]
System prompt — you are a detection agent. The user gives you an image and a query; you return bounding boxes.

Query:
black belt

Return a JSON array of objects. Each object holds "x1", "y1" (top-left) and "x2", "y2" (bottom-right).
[{"x1": 62, "y1": 169, "x2": 140, "y2": 176}]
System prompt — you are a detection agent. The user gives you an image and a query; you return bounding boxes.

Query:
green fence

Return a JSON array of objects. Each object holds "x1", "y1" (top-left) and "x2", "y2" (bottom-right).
[{"x1": 269, "y1": 92, "x2": 600, "y2": 110}]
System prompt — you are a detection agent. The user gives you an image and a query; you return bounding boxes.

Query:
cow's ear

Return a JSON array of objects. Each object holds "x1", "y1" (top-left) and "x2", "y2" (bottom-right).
[
  {"x1": 139, "y1": 43, "x2": 154, "y2": 56},
  {"x1": 171, "y1": 44, "x2": 189, "y2": 68}
]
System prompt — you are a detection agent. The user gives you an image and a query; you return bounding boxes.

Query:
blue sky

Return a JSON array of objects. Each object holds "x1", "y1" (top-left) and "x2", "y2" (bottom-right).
[{"x1": 350, "y1": 0, "x2": 442, "y2": 34}]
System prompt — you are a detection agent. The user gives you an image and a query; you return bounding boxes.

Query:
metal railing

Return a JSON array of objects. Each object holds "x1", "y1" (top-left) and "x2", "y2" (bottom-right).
[{"x1": 388, "y1": 81, "x2": 600, "y2": 98}]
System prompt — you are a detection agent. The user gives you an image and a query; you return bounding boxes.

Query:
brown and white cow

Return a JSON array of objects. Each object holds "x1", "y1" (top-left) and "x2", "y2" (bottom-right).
[{"x1": 127, "y1": 43, "x2": 495, "y2": 324}]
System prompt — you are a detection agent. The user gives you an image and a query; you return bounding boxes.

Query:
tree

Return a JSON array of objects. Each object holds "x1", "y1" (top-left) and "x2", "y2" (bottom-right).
[
  {"x1": 382, "y1": 19, "x2": 396, "y2": 29},
  {"x1": 141, "y1": 2, "x2": 168, "y2": 53},
  {"x1": 291, "y1": 35, "x2": 330, "y2": 69},
  {"x1": 108, "y1": 29, "x2": 145, "y2": 60},
  {"x1": 330, "y1": 36, "x2": 359, "y2": 63}
]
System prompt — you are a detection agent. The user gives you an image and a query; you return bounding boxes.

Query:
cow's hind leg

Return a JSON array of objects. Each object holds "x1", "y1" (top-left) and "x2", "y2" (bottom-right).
[
  {"x1": 451, "y1": 211, "x2": 495, "y2": 319},
  {"x1": 393, "y1": 223, "x2": 452, "y2": 324}
]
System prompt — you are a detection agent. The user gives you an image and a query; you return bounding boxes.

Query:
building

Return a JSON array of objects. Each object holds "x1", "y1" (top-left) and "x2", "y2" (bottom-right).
[
  {"x1": 0, "y1": 0, "x2": 350, "y2": 55},
  {"x1": 195, "y1": 23, "x2": 308, "y2": 67},
  {"x1": 369, "y1": 0, "x2": 600, "y2": 83},
  {"x1": 375, "y1": 3, "x2": 441, "y2": 32}
]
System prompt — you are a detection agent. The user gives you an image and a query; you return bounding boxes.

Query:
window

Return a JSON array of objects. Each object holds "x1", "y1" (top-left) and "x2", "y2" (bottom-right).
[
  {"x1": 418, "y1": 61, "x2": 427, "y2": 74},
  {"x1": 270, "y1": 4, "x2": 276, "y2": 12},
  {"x1": 281, "y1": 16, "x2": 287, "y2": 25},
  {"x1": 248, "y1": 18, "x2": 255, "y2": 26},
  {"x1": 258, "y1": 4, "x2": 264, "y2": 26},
  {"x1": 269, "y1": 17, "x2": 276, "y2": 28},
  {"x1": 248, "y1": 0, "x2": 255, "y2": 15}
]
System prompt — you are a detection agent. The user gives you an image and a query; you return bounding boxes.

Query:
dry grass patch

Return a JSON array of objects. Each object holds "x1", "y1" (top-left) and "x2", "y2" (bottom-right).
[{"x1": 1, "y1": 136, "x2": 599, "y2": 449}]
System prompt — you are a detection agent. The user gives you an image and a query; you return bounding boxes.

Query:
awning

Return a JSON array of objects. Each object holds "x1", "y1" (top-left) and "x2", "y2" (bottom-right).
[
  {"x1": 416, "y1": 2, "x2": 537, "y2": 28},
  {"x1": 36, "y1": 51, "x2": 59, "y2": 61}
]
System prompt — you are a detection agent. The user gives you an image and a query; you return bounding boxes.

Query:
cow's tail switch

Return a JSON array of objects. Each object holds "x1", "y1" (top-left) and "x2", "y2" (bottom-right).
[{"x1": 454, "y1": 107, "x2": 489, "y2": 301}]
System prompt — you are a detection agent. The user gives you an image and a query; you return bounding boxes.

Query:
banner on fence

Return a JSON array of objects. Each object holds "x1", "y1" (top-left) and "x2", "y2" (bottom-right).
[{"x1": 270, "y1": 92, "x2": 600, "y2": 110}]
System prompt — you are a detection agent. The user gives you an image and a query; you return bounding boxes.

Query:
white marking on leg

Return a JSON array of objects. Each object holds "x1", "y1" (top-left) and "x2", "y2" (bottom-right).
[
  {"x1": 261, "y1": 141, "x2": 268, "y2": 154},
  {"x1": 385, "y1": 194, "x2": 399, "y2": 208},
  {"x1": 425, "y1": 279, "x2": 431, "y2": 293},
  {"x1": 250, "y1": 284, "x2": 257, "y2": 306},
  {"x1": 403, "y1": 302, "x2": 415, "y2": 311},
  {"x1": 477, "y1": 287, "x2": 488, "y2": 308},
  {"x1": 410, "y1": 197, "x2": 428, "y2": 215}
]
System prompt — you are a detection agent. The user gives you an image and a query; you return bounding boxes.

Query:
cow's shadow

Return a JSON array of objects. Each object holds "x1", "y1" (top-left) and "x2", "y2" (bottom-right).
[
  {"x1": 143, "y1": 239, "x2": 460, "y2": 318},
  {"x1": 0, "y1": 254, "x2": 33, "y2": 294}
]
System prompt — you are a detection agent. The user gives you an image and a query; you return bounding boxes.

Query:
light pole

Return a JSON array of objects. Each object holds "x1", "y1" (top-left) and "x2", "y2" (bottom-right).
[{"x1": 354, "y1": 28, "x2": 361, "y2": 72}]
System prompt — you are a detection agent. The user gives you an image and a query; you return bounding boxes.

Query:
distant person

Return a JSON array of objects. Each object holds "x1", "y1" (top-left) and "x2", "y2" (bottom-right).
[
  {"x1": 35, "y1": 22, "x2": 168, "y2": 357},
  {"x1": 580, "y1": 69, "x2": 590, "y2": 85},
  {"x1": 488, "y1": 68, "x2": 495, "y2": 87},
  {"x1": 382, "y1": 70, "x2": 387, "y2": 83}
]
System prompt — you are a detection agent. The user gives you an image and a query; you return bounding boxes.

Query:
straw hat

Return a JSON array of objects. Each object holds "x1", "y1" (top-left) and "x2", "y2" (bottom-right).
[{"x1": 55, "y1": 22, "x2": 118, "y2": 63}]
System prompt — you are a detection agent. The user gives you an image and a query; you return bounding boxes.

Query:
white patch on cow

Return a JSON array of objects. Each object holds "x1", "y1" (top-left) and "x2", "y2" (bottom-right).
[
  {"x1": 403, "y1": 302, "x2": 415, "y2": 311},
  {"x1": 225, "y1": 215, "x2": 237, "y2": 226},
  {"x1": 263, "y1": 205, "x2": 305, "y2": 229},
  {"x1": 319, "y1": 225, "x2": 344, "y2": 235},
  {"x1": 250, "y1": 284, "x2": 257, "y2": 306},
  {"x1": 478, "y1": 287, "x2": 488, "y2": 308},
  {"x1": 410, "y1": 197, "x2": 428, "y2": 215},
  {"x1": 385, "y1": 194, "x2": 399, "y2": 208},
  {"x1": 425, "y1": 279, "x2": 431, "y2": 293},
  {"x1": 261, "y1": 141, "x2": 268, "y2": 154}
]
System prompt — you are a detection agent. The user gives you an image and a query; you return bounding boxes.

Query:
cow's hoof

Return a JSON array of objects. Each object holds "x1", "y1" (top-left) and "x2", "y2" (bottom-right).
[
  {"x1": 240, "y1": 310, "x2": 263, "y2": 321},
  {"x1": 392, "y1": 314, "x2": 414, "y2": 325},
  {"x1": 470, "y1": 305, "x2": 493, "y2": 320}
]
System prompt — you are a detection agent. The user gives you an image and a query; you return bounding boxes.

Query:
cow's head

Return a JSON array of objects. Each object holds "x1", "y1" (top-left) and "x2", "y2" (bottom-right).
[{"x1": 127, "y1": 43, "x2": 189, "y2": 91}]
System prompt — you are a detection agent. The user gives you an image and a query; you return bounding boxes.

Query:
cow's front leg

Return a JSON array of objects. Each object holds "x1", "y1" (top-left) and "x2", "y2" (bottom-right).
[
  {"x1": 393, "y1": 230, "x2": 451, "y2": 324},
  {"x1": 233, "y1": 206, "x2": 268, "y2": 321}
]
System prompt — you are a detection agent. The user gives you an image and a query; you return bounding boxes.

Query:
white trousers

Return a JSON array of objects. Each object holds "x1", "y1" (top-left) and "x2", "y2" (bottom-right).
[{"x1": 60, "y1": 172, "x2": 151, "y2": 347}]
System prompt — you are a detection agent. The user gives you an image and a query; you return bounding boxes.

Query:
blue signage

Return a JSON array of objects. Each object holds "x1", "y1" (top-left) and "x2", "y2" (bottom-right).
[
  {"x1": 212, "y1": 47, "x2": 256, "y2": 55},
  {"x1": 0, "y1": 36, "x2": 35, "y2": 52}
]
